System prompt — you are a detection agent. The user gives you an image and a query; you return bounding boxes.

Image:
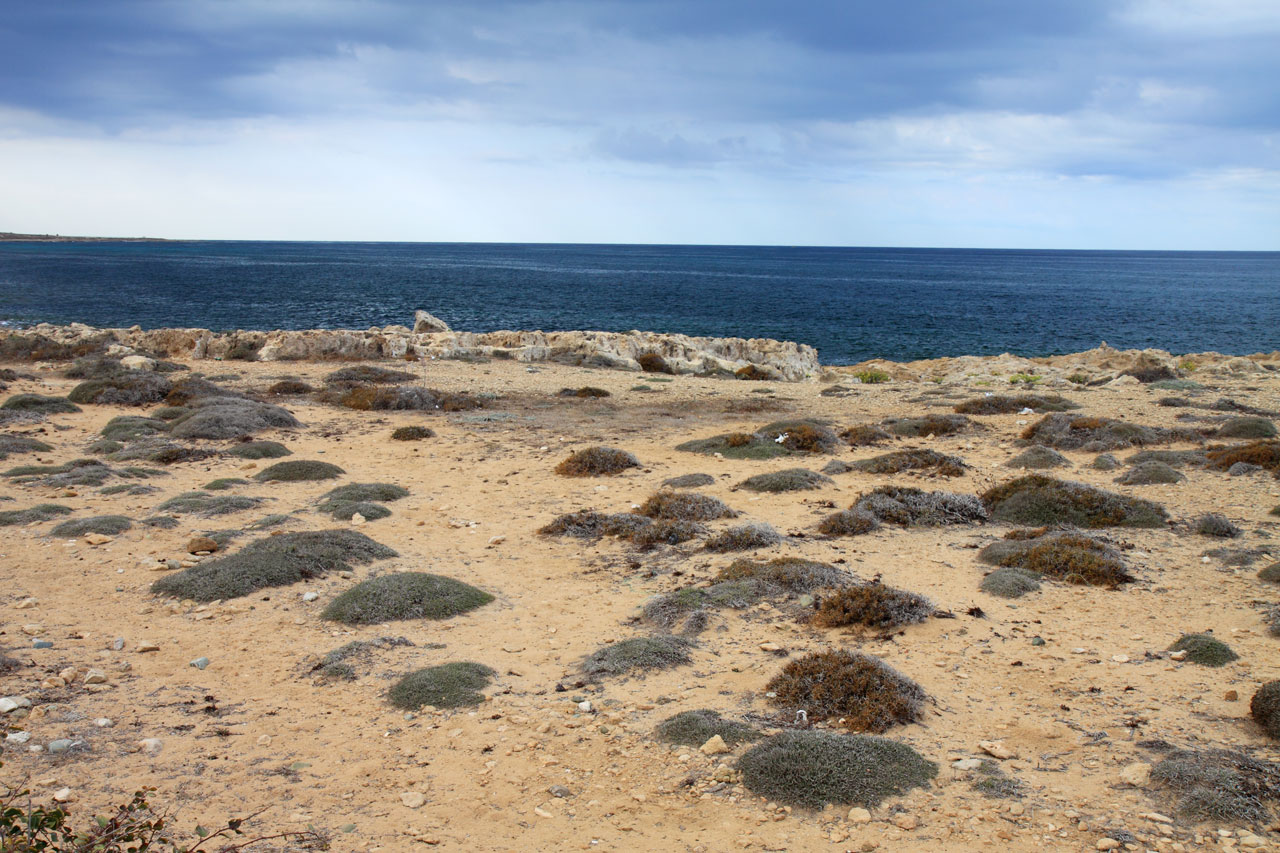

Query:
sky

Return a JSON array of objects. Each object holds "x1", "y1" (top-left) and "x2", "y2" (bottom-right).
[{"x1": 1, "y1": 0, "x2": 1278, "y2": 248}]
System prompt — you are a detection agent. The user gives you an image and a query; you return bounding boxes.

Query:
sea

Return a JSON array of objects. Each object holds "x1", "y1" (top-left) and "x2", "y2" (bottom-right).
[{"x1": 1, "y1": 241, "x2": 1277, "y2": 364}]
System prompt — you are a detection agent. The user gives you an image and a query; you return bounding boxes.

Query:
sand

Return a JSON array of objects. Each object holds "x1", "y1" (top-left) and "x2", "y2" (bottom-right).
[{"x1": 1, "y1": 351, "x2": 1278, "y2": 852}]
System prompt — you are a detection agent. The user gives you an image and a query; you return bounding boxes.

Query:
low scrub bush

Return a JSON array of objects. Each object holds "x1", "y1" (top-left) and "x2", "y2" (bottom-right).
[
  {"x1": 1149, "y1": 378, "x2": 1203, "y2": 391},
  {"x1": 1091, "y1": 454, "x2": 1122, "y2": 471},
  {"x1": 676, "y1": 433, "x2": 793, "y2": 460},
  {"x1": 655, "y1": 710, "x2": 761, "y2": 746},
  {"x1": 156, "y1": 491, "x2": 262, "y2": 516},
  {"x1": 853, "y1": 486, "x2": 988, "y2": 526},
  {"x1": 637, "y1": 353, "x2": 675, "y2": 374},
  {"x1": 389, "y1": 662, "x2": 495, "y2": 710},
  {"x1": 737, "y1": 468, "x2": 832, "y2": 492},
  {"x1": 266, "y1": 379, "x2": 313, "y2": 395},
  {"x1": 5, "y1": 458, "x2": 115, "y2": 487},
  {"x1": 1, "y1": 394, "x2": 80, "y2": 414},
  {"x1": 736, "y1": 364, "x2": 777, "y2": 380},
  {"x1": 756, "y1": 420, "x2": 842, "y2": 454},
  {"x1": 1125, "y1": 449, "x2": 1207, "y2": 468},
  {"x1": 817, "y1": 508, "x2": 880, "y2": 537},
  {"x1": 704, "y1": 522, "x2": 782, "y2": 552},
  {"x1": 558, "y1": 386, "x2": 610, "y2": 398},
  {"x1": 1193, "y1": 513, "x2": 1241, "y2": 538},
  {"x1": 1149, "y1": 748, "x2": 1279, "y2": 823},
  {"x1": 1169, "y1": 632, "x2": 1238, "y2": 666},
  {"x1": 169, "y1": 399, "x2": 300, "y2": 439},
  {"x1": 582, "y1": 635, "x2": 693, "y2": 678},
  {"x1": 1004, "y1": 446, "x2": 1070, "y2": 470},
  {"x1": 68, "y1": 372, "x2": 172, "y2": 405},
  {"x1": 632, "y1": 519, "x2": 707, "y2": 549},
  {"x1": 812, "y1": 582, "x2": 933, "y2": 629},
  {"x1": 1122, "y1": 365, "x2": 1180, "y2": 383},
  {"x1": 978, "y1": 529, "x2": 1134, "y2": 587},
  {"x1": 641, "y1": 581, "x2": 759, "y2": 632},
  {"x1": 226, "y1": 440, "x2": 291, "y2": 459},
  {"x1": 981, "y1": 475, "x2": 1167, "y2": 528},
  {"x1": 839, "y1": 424, "x2": 893, "y2": 447},
  {"x1": 639, "y1": 491, "x2": 737, "y2": 521},
  {"x1": 882, "y1": 413, "x2": 971, "y2": 437},
  {"x1": 662, "y1": 472, "x2": 714, "y2": 489},
  {"x1": 391, "y1": 425, "x2": 435, "y2": 441},
  {"x1": 980, "y1": 567, "x2": 1042, "y2": 598},
  {"x1": 716, "y1": 556, "x2": 848, "y2": 592},
  {"x1": 1116, "y1": 460, "x2": 1185, "y2": 485},
  {"x1": 854, "y1": 369, "x2": 890, "y2": 384},
  {"x1": 1215, "y1": 417, "x2": 1278, "y2": 439},
  {"x1": 255, "y1": 460, "x2": 345, "y2": 482},
  {"x1": 164, "y1": 376, "x2": 245, "y2": 406},
  {"x1": 100, "y1": 415, "x2": 169, "y2": 441},
  {"x1": 325, "y1": 365, "x2": 416, "y2": 386},
  {"x1": 766, "y1": 650, "x2": 927, "y2": 733},
  {"x1": 1205, "y1": 440, "x2": 1280, "y2": 474},
  {"x1": 152, "y1": 529, "x2": 396, "y2": 601},
  {"x1": 204, "y1": 477, "x2": 250, "y2": 490},
  {"x1": 1021, "y1": 413, "x2": 1198, "y2": 451},
  {"x1": 1258, "y1": 563, "x2": 1280, "y2": 583},
  {"x1": 954, "y1": 394, "x2": 1078, "y2": 414},
  {"x1": 50, "y1": 515, "x2": 132, "y2": 537},
  {"x1": 0, "y1": 503, "x2": 72, "y2": 526},
  {"x1": 331, "y1": 384, "x2": 483, "y2": 412},
  {"x1": 322, "y1": 572, "x2": 493, "y2": 624},
  {"x1": 316, "y1": 483, "x2": 408, "y2": 519},
  {"x1": 1253, "y1": 681, "x2": 1280, "y2": 739},
  {"x1": 737, "y1": 730, "x2": 937, "y2": 809},
  {"x1": 853, "y1": 449, "x2": 966, "y2": 477},
  {"x1": 0, "y1": 435, "x2": 51, "y2": 460},
  {"x1": 555, "y1": 446, "x2": 640, "y2": 477}
]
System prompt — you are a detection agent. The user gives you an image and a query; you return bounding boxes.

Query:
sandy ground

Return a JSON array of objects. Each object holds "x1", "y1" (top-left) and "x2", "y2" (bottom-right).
[{"x1": 1, "y1": 354, "x2": 1278, "y2": 852}]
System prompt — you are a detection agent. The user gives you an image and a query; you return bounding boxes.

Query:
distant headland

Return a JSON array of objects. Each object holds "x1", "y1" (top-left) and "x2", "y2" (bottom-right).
[{"x1": 0, "y1": 231, "x2": 175, "y2": 243}]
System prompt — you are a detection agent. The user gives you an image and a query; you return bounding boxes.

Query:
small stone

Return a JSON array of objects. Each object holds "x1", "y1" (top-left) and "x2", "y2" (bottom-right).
[
  {"x1": 14, "y1": 597, "x2": 37, "y2": 610},
  {"x1": 1224, "y1": 690, "x2": 1239, "y2": 701},
  {"x1": 21, "y1": 625, "x2": 43, "y2": 636},
  {"x1": 83, "y1": 533, "x2": 112, "y2": 546},
  {"x1": 399, "y1": 792, "x2": 426, "y2": 809},
  {"x1": 186, "y1": 536, "x2": 219, "y2": 554},
  {"x1": 847, "y1": 807, "x2": 872, "y2": 824},
  {"x1": 577, "y1": 700, "x2": 592, "y2": 713},
  {"x1": 52, "y1": 787, "x2": 72, "y2": 803},
  {"x1": 978, "y1": 740, "x2": 1016, "y2": 760},
  {"x1": 700, "y1": 735, "x2": 730, "y2": 755},
  {"x1": 83, "y1": 669, "x2": 107, "y2": 685},
  {"x1": 953, "y1": 758, "x2": 984, "y2": 771},
  {"x1": 759, "y1": 642, "x2": 781, "y2": 652},
  {"x1": 302, "y1": 592, "x2": 319, "y2": 602},
  {"x1": 190, "y1": 657, "x2": 210, "y2": 670},
  {"x1": 1031, "y1": 637, "x2": 1046, "y2": 646},
  {"x1": 1170, "y1": 649, "x2": 1188, "y2": 661},
  {"x1": 138, "y1": 738, "x2": 163, "y2": 755},
  {"x1": 6, "y1": 731, "x2": 31, "y2": 744},
  {"x1": 1118, "y1": 762, "x2": 1151, "y2": 787},
  {"x1": 487, "y1": 535, "x2": 506, "y2": 547},
  {"x1": 1009, "y1": 803, "x2": 1025, "y2": 816},
  {"x1": 257, "y1": 735, "x2": 272, "y2": 745},
  {"x1": 1096, "y1": 839, "x2": 1121, "y2": 851},
  {"x1": 111, "y1": 637, "x2": 125, "y2": 651},
  {"x1": 32, "y1": 640, "x2": 53, "y2": 649},
  {"x1": 351, "y1": 512, "x2": 366, "y2": 526},
  {"x1": 165, "y1": 559, "x2": 181, "y2": 571},
  {"x1": 94, "y1": 718, "x2": 113, "y2": 728},
  {"x1": 47, "y1": 739, "x2": 74, "y2": 754},
  {"x1": 891, "y1": 814, "x2": 919, "y2": 830},
  {"x1": 136, "y1": 642, "x2": 159, "y2": 653},
  {"x1": 1, "y1": 697, "x2": 28, "y2": 713},
  {"x1": 1111, "y1": 654, "x2": 1129, "y2": 663},
  {"x1": 549, "y1": 785, "x2": 571, "y2": 798},
  {"x1": 533, "y1": 806, "x2": 553, "y2": 818}
]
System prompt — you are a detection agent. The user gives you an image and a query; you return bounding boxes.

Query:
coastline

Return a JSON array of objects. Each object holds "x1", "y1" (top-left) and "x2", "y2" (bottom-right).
[{"x1": 1, "y1": 324, "x2": 1278, "y2": 851}]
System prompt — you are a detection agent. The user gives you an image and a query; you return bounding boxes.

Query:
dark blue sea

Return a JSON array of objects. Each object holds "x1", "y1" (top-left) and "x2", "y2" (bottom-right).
[{"x1": 1, "y1": 242, "x2": 1277, "y2": 364}]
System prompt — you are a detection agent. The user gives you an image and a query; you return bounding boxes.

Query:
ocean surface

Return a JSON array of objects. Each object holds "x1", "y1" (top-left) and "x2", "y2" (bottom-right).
[{"x1": 1, "y1": 242, "x2": 1277, "y2": 364}]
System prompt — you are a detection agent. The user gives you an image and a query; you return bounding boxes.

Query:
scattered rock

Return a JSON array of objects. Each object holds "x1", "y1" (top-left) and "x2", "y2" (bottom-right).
[
  {"x1": 186, "y1": 536, "x2": 219, "y2": 554},
  {"x1": 700, "y1": 735, "x2": 730, "y2": 755},
  {"x1": 891, "y1": 814, "x2": 919, "y2": 830},
  {"x1": 190, "y1": 657, "x2": 210, "y2": 670},
  {"x1": 952, "y1": 758, "x2": 984, "y2": 771},
  {"x1": 83, "y1": 669, "x2": 107, "y2": 684},
  {"x1": 978, "y1": 741, "x2": 1016, "y2": 760},
  {"x1": 138, "y1": 738, "x2": 163, "y2": 755},
  {"x1": 400, "y1": 791, "x2": 426, "y2": 809},
  {"x1": 1096, "y1": 839, "x2": 1121, "y2": 851},
  {"x1": 47, "y1": 739, "x2": 74, "y2": 754},
  {"x1": 848, "y1": 807, "x2": 872, "y2": 824},
  {"x1": 302, "y1": 591, "x2": 319, "y2": 602},
  {"x1": 1118, "y1": 763, "x2": 1150, "y2": 787},
  {"x1": 83, "y1": 533, "x2": 113, "y2": 546},
  {"x1": 52, "y1": 787, "x2": 72, "y2": 803}
]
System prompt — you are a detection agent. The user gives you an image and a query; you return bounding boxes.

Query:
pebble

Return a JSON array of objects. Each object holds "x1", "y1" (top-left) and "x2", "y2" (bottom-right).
[
  {"x1": 1, "y1": 697, "x2": 31, "y2": 714},
  {"x1": 978, "y1": 740, "x2": 1016, "y2": 760},
  {"x1": 891, "y1": 814, "x2": 919, "y2": 830},
  {"x1": 83, "y1": 533, "x2": 113, "y2": 546},
  {"x1": 137, "y1": 642, "x2": 159, "y2": 653},
  {"x1": 759, "y1": 642, "x2": 781, "y2": 652},
  {"x1": 111, "y1": 637, "x2": 125, "y2": 651},
  {"x1": 399, "y1": 792, "x2": 426, "y2": 809},
  {"x1": 953, "y1": 758, "x2": 984, "y2": 771},
  {"x1": 549, "y1": 785, "x2": 571, "y2": 798},
  {"x1": 1096, "y1": 839, "x2": 1121, "y2": 851},
  {"x1": 302, "y1": 592, "x2": 319, "y2": 602},
  {"x1": 94, "y1": 718, "x2": 113, "y2": 728},
  {"x1": 47, "y1": 739, "x2": 74, "y2": 754},
  {"x1": 32, "y1": 640, "x2": 53, "y2": 649},
  {"x1": 190, "y1": 657, "x2": 210, "y2": 670},
  {"x1": 351, "y1": 512, "x2": 366, "y2": 526},
  {"x1": 1118, "y1": 762, "x2": 1151, "y2": 787},
  {"x1": 138, "y1": 738, "x2": 163, "y2": 755},
  {"x1": 83, "y1": 669, "x2": 107, "y2": 684},
  {"x1": 1111, "y1": 654, "x2": 1130, "y2": 663},
  {"x1": 577, "y1": 700, "x2": 592, "y2": 713},
  {"x1": 848, "y1": 807, "x2": 872, "y2": 824},
  {"x1": 700, "y1": 735, "x2": 730, "y2": 755},
  {"x1": 14, "y1": 597, "x2": 37, "y2": 610},
  {"x1": 1170, "y1": 649, "x2": 1188, "y2": 661},
  {"x1": 1224, "y1": 690, "x2": 1239, "y2": 701},
  {"x1": 5, "y1": 731, "x2": 31, "y2": 744},
  {"x1": 52, "y1": 788, "x2": 72, "y2": 803}
]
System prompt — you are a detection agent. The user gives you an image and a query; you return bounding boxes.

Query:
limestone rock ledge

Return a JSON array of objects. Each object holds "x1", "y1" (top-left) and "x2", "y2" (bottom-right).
[{"x1": 12, "y1": 322, "x2": 822, "y2": 381}]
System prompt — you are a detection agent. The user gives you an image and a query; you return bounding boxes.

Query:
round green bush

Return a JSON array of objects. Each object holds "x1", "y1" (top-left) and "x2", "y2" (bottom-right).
[
  {"x1": 1258, "y1": 562, "x2": 1280, "y2": 583},
  {"x1": 654, "y1": 710, "x2": 761, "y2": 747},
  {"x1": 1251, "y1": 681, "x2": 1280, "y2": 739},
  {"x1": 255, "y1": 460, "x2": 345, "y2": 482},
  {"x1": 979, "y1": 567, "x2": 1042, "y2": 599},
  {"x1": 737, "y1": 730, "x2": 937, "y2": 809},
  {"x1": 581, "y1": 635, "x2": 693, "y2": 678},
  {"x1": 322, "y1": 572, "x2": 493, "y2": 624},
  {"x1": 737, "y1": 468, "x2": 832, "y2": 493},
  {"x1": 1169, "y1": 633, "x2": 1239, "y2": 667},
  {"x1": 389, "y1": 662, "x2": 495, "y2": 710},
  {"x1": 50, "y1": 515, "x2": 132, "y2": 537}
]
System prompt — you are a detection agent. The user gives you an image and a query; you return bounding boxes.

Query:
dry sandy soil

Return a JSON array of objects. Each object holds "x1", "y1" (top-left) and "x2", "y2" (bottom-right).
[{"x1": 2, "y1": 351, "x2": 1279, "y2": 852}]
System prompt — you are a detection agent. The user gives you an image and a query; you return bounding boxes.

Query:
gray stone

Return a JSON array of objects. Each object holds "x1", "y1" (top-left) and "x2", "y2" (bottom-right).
[
  {"x1": 32, "y1": 640, "x2": 53, "y2": 649},
  {"x1": 412, "y1": 310, "x2": 452, "y2": 334},
  {"x1": 190, "y1": 657, "x2": 210, "y2": 670},
  {"x1": 112, "y1": 637, "x2": 126, "y2": 651},
  {"x1": 47, "y1": 739, "x2": 75, "y2": 754}
]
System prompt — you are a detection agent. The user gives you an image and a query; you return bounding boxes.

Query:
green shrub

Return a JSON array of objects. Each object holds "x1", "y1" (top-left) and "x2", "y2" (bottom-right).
[
  {"x1": 1066, "y1": 373, "x2": 1090, "y2": 385},
  {"x1": 1, "y1": 394, "x2": 80, "y2": 414},
  {"x1": 255, "y1": 460, "x2": 345, "y2": 482},
  {"x1": 839, "y1": 424, "x2": 893, "y2": 447},
  {"x1": 1004, "y1": 446, "x2": 1070, "y2": 470},
  {"x1": 716, "y1": 556, "x2": 848, "y2": 592},
  {"x1": 655, "y1": 710, "x2": 761, "y2": 747},
  {"x1": 639, "y1": 491, "x2": 737, "y2": 521},
  {"x1": 152, "y1": 529, "x2": 396, "y2": 601},
  {"x1": 227, "y1": 440, "x2": 292, "y2": 459},
  {"x1": 389, "y1": 662, "x2": 495, "y2": 710},
  {"x1": 1193, "y1": 513, "x2": 1241, "y2": 538},
  {"x1": 882, "y1": 414, "x2": 970, "y2": 437},
  {"x1": 737, "y1": 730, "x2": 937, "y2": 809},
  {"x1": 1021, "y1": 413, "x2": 1198, "y2": 451},
  {"x1": 980, "y1": 567, "x2": 1042, "y2": 598},
  {"x1": 0, "y1": 503, "x2": 72, "y2": 526},
  {"x1": 1125, "y1": 449, "x2": 1207, "y2": 468},
  {"x1": 766, "y1": 650, "x2": 926, "y2": 733},
  {"x1": 641, "y1": 581, "x2": 758, "y2": 633},
  {"x1": 151, "y1": 405, "x2": 190, "y2": 421},
  {"x1": 1149, "y1": 379, "x2": 1203, "y2": 391},
  {"x1": 538, "y1": 510, "x2": 611, "y2": 538},
  {"x1": 1215, "y1": 417, "x2": 1278, "y2": 439},
  {"x1": 100, "y1": 415, "x2": 169, "y2": 441},
  {"x1": 954, "y1": 394, "x2": 1078, "y2": 415},
  {"x1": 812, "y1": 583, "x2": 933, "y2": 629},
  {"x1": 980, "y1": 475, "x2": 1167, "y2": 528},
  {"x1": 1258, "y1": 563, "x2": 1280, "y2": 583},
  {"x1": 853, "y1": 449, "x2": 967, "y2": 477},
  {"x1": 391, "y1": 425, "x2": 435, "y2": 441},
  {"x1": 582, "y1": 635, "x2": 693, "y2": 678},
  {"x1": 632, "y1": 519, "x2": 707, "y2": 549},
  {"x1": 737, "y1": 468, "x2": 832, "y2": 493},
  {"x1": 1205, "y1": 441, "x2": 1280, "y2": 474},
  {"x1": 817, "y1": 508, "x2": 880, "y2": 537},
  {"x1": 0, "y1": 435, "x2": 51, "y2": 460},
  {"x1": 704, "y1": 522, "x2": 782, "y2": 552},
  {"x1": 978, "y1": 529, "x2": 1134, "y2": 587},
  {"x1": 267, "y1": 379, "x2": 313, "y2": 395},
  {"x1": 1091, "y1": 454, "x2": 1121, "y2": 471},
  {"x1": 853, "y1": 486, "x2": 988, "y2": 526},
  {"x1": 325, "y1": 365, "x2": 416, "y2": 386},
  {"x1": 204, "y1": 477, "x2": 250, "y2": 490},
  {"x1": 1253, "y1": 681, "x2": 1280, "y2": 739},
  {"x1": 157, "y1": 491, "x2": 262, "y2": 516},
  {"x1": 854, "y1": 370, "x2": 890, "y2": 384},
  {"x1": 317, "y1": 483, "x2": 409, "y2": 518},
  {"x1": 322, "y1": 572, "x2": 493, "y2": 624},
  {"x1": 1116, "y1": 461, "x2": 1185, "y2": 485},
  {"x1": 555, "y1": 446, "x2": 640, "y2": 477},
  {"x1": 676, "y1": 433, "x2": 793, "y2": 460},
  {"x1": 68, "y1": 372, "x2": 172, "y2": 405},
  {"x1": 1169, "y1": 633, "x2": 1238, "y2": 666},
  {"x1": 50, "y1": 515, "x2": 132, "y2": 537},
  {"x1": 755, "y1": 420, "x2": 842, "y2": 454},
  {"x1": 1122, "y1": 365, "x2": 1179, "y2": 383},
  {"x1": 169, "y1": 399, "x2": 300, "y2": 439},
  {"x1": 5, "y1": 458, "x2": 114, "y2": 487},
  {"x1": 662, "y1": 473, "x2": 714, "y2": 489},
  {"x1": 1149, "y1": 748, "x2": 1279, "y2": 822}
]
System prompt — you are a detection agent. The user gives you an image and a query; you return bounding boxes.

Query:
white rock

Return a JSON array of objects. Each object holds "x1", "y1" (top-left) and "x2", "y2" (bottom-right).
[
  {"x1": 412, "y1": 310, "x2": 452, "y2": 334},
  {"x1": 83, "y1": 669, "x2": 108, "y2": 685},
  {"x1": 400, "y1": 791, "x2": 426, "y2": 809},
  {"x1": 351, "y1": 512, "x2": 366, "y2": 526},
  {"x1": 138, "y1": 738, "x2": 163, "y2": 755},
  {"x1": 5, "y1": 731, "x2": 31, "y2": 744},
  {"x1": 847, "y1": 807, "x2": 872, "y2": 824},
  {"x1": 302, "y1": 592, "x2": 319, "y2": 602},
  {"x1": 52, "y1": 787, "x2": 72, "y2": 803},
  {"x1": 120, "y1": 355, "x2": 157, "y2": 371},
  {"x1": 93, "y1": 718, "x2": 113, "y2": 728},
  {"x1": 953, "y1": 758, "x2": 984, "y2": 771},
  {"x1": 978, "y1": 740, "x2": 1016, "y2": 760}
]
